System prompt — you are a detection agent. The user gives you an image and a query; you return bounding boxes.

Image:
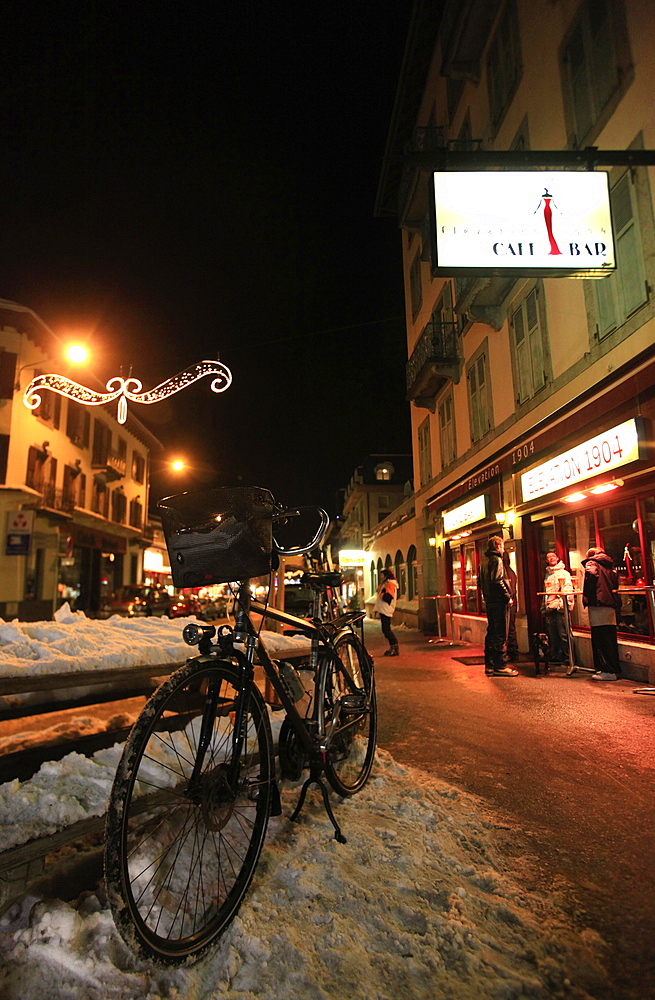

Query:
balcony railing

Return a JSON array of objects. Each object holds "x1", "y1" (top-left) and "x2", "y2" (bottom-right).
[
  {"x1": 406, "y1": 319, "x2": 462, "y2": 408},
  {"x1": 39, "y1": 485, "x2": 76, "y2": 516},
  {"x1": 92, "y1": 449, "x2": 126, "y2": 483}
]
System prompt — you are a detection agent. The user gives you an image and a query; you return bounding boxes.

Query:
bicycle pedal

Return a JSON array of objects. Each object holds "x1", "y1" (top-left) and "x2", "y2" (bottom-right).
[{"x1": 340, "y1": 694, "x2": 367, "y2": 713}]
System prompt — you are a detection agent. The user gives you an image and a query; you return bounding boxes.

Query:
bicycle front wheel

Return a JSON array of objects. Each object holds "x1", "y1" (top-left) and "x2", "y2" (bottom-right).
[
  {"x1": 319, "y1": 633, "x2": 376, "y2": 796},
  {"x1": 105, "y1": 658, "x2": 273, "y2": 964}
]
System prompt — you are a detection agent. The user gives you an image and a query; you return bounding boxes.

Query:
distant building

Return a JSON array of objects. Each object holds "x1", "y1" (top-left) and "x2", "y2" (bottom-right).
[
  {"x1": 375, "y1": 0, "x2": 655, "y2": 680},
  {"x1": 0, "y1": 299, "x2": 162, "y2": 619}
]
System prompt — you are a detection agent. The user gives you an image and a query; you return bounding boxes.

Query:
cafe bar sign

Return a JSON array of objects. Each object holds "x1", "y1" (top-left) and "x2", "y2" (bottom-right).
[
  {"x1": 443, "y1": 494, "x2": 489, "y2": 534},
  {"x1": 521, "y1": 418, "x2": 642, "y2": 502},
  {"x1": 432, "y1": 170, "x2": 615, "y2": 278}
]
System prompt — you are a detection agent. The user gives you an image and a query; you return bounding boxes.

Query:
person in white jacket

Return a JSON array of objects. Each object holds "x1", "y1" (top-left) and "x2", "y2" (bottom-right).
[
  {"x1": 375, "y1": 568, "x2": 399, "y2": 656},
  {"x1": 542, "y1": 552, "x2": 574, "y2": 664}
]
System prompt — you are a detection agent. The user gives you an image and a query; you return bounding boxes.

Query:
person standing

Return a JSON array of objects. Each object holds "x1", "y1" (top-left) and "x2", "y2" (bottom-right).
[
  {"x1": 375, "y1": 568, "x2": 399, "y2": 656},
  {"x1": 502, "y1": 549, "x2": 519, "y2": 662},
  {"x1": 542, "y1": 552, "x2": 574, "y2": 664},
  {"x1": 478, "y1": 536, "x2": 517, "y2": 677},
  {"x1": 582, "y1": 547, "x2": 622, "y2": 681}
]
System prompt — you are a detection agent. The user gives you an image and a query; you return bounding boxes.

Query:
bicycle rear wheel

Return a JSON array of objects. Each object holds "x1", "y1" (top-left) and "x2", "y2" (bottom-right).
[
  {"x1": 105, "y1": 658, "x2": 273, "y2": 964},
  {"x1": 319, "y1": 633, "x2": 376, "y2": 796}
]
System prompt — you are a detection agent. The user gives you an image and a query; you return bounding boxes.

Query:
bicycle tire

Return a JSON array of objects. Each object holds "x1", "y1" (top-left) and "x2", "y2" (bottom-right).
[
  {"x1": 319, "y1": 633, "x2": 376, "y2": 796},
  {"x1": 105, "y1": 657, "x2": 273, "y2": 964}
]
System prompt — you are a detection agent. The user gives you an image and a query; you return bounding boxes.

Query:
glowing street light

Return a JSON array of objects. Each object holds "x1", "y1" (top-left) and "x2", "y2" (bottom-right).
[
  {"x1": 171, "y1": 459, "x2": 185, "y2": 472},
  {"x1": 66, "y1": 344, "x2": 88, "y2": 364}
]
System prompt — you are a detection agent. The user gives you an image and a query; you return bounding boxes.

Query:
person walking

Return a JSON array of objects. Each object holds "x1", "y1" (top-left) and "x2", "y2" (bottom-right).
[
  {"x1": 542, "y1": 551, "x2": 574, "y2": 664},
  {"x1": 478, "y1": 536, "x2": 517, "y2": 677},
  {"x1": 582, "y1": 547, "x2": 622, "y2": 681},
  {"x1": 502, "y1": 549, "x2": 519, "y2": 662},
  {"x1": 376, "y1": 568, "x2": 399, "y2": 656}
]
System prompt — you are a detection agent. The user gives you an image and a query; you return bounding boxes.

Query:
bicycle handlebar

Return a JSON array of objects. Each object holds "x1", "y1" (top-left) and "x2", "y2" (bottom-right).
[{"x1": 272, "y1": 507, "x2": 330, "y2": 557}]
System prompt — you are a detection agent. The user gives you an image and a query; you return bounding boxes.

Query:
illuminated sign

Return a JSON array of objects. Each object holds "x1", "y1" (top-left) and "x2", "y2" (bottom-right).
[
  {"x1": 143, "y1": 549, "x2": 171, "y2": 574},
  {"x1": 443, "y1": 494, "x2": 488, "y2": 534},
  {"x1": 339, "y1": 550, "x2": 367, "y2": 567},
  {"x1": 521, "y1": 418, "x2": 641, "y2": 502},
  {"x1": 432, "y1": 171, "x2": 615, "y2": 277}
]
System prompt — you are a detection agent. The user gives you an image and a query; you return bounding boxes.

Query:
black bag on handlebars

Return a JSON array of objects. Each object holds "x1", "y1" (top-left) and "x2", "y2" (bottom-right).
[{"x1": 159, "y1": 487, "x2": 277, "y2": 587}]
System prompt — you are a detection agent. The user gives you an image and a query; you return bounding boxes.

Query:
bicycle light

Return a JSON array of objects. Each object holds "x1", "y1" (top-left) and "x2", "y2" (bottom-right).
[{"x1": 183, "y1": 623, "x2": 202, "y2": 645}]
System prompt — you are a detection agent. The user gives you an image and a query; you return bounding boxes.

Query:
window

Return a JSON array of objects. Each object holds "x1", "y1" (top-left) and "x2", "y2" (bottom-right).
[
  {"x1": 409, "y1": 253, "x2": 422, "y2": 319},
  {"x1": 66, "y1": 401, "x2": 90, "y2": 448},
  {"x1": 0, "y1": 351, "x2": 17, "y2": 399},
  {"x1": 467, "y1": 350, "x2": 492, "y2": 442},
  {"x1": 511, "y1": 286, "x2": 546, "y2": 403},
  {"x1": 112, "y1": 489, "x2": 127, "y2": 524},
  {"x1": 438, "y1": 391, "x2": 456, "y2": 468},
  {"x1": 595, "y1": 171, "x2": 647, "y2": 337},
  {"x1": 26, "y1": 446, "x2": 45, "y2": 490},
  {"x1": 374, "y1": 463, "x2": 393, "y2": 481},
  {"x1": 92, "y1": 479, "x2": 109, "y2": 517},
  {"x1": 487, "y1": 1, "x2": 522, "y2": 129},
  {"x1": 129, "y1": 496, "x2": 143, "y2": 529},
  {"x1": 418, "y1": 416, "x2": 432, "y2": 486},
  {"x1": 92, "y1": 420, "x2": 112, "y2": 466},
  {"x1": 132, "y1": 450, "x2": 145, "y2": 483},
  {"x1": 561, "y1": 0, "x2": 631, "y2": 147}
]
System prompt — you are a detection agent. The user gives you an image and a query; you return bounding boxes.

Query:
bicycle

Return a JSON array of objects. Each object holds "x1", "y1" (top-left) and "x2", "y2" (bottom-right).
[{"x1": 104, "y1": 486, "x2": 376, "y2": 964}]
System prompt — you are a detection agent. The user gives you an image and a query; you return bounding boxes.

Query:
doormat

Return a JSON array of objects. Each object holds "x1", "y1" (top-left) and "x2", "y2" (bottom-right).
[{"x1": 453, "y1": 656, "x2": 486, "y2": 665}]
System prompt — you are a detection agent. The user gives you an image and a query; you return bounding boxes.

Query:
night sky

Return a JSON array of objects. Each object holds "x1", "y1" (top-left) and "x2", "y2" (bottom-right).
[{"x1": 0, "y1": 2, "x2": 413, "y2": 513}]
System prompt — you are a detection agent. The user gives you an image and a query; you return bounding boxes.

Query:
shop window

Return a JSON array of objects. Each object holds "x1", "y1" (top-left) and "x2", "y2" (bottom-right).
[
  {"x1": 438, "y1": 391, "x2": 456, "y2": 468},
  {"x1": 642, "y1": 498, "x2": 655, "y2": 587},
  {"x1": 487, "y1": 1, "x2": 522, "y2": 130},
  {"x1": 594, "y1": 171, "x2": 647, "y2": 337},
  {"x1": 510, "y1": 286, "x2": 547, "y2": 404},
  {"x1": 597, "y1": 500, "x2": 649, "y2": 636},
  {"x1": 561, "y1": 511, "x2": 595, "y2": 627},
  {"x1": 409, "y1": 253, "x2": 422, "y2": 320},
  {"x1": 463, "y1": 542, "x2": 479, "y2": 614},
  {"x1": 467, "y1": 349, "x2": 492, "y2": 443},
  {"x1": 407, "y1": 545, "x2": 417, "y2": 600},
  {"x1": 560, "y1": 0, "x2": 631, "y2": 147},
  {"x1": 394, "y1": 550, "x2": 404, "y2": 594},
  {"x1": 418, "y1": 416, "x2": 432, "y2": 486}
]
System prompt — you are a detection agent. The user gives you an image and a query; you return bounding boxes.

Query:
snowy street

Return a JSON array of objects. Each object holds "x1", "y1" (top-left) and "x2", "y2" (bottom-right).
[{"x1": 0, "y1": 610, "x2": 636, "y2": 999}]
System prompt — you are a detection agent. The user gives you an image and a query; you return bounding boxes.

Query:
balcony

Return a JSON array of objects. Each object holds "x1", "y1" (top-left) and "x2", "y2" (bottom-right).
[
  {"x1": 406, "y1": 319, "x2": 462, "y2": 410},
  {"x1": 92, "y1": 449, "x2": 126, "y2": 484},
  {"x1": 35, "y1": 486, "x2": 76, "y2": 518}
]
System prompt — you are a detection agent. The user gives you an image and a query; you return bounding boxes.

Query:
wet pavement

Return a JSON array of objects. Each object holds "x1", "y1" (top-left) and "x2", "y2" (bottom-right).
[{"x1": 366, "y1": 620, "x2": 655, "y2": 1000}]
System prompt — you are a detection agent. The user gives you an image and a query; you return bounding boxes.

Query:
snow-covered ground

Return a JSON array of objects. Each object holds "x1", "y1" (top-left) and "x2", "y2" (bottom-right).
[
  {"x1": 0, "y1": 612, "x2": 608, "y2": 998},
  {"x1": 0, "y1": 751, "x2": 606, "y2": 1000},
  {"x1": 0, "y1": 602, "x2": 310, "y2": 681}
]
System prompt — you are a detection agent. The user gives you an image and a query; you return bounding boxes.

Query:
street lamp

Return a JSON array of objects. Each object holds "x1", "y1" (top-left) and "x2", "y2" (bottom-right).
[{"x1": 14, "y1": 342, "x2": 88, "y2": 392}]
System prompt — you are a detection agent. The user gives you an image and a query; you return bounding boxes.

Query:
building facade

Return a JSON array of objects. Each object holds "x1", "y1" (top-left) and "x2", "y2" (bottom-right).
[
  {"x1": 0, "y1": 299, "x2": 161, "y2": 619},
  {"x1": 375, "y1": 0, "x2": 655, "y2": 682}
]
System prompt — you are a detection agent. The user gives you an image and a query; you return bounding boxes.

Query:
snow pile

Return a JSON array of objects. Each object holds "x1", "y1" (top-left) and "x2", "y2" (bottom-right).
[
  {"x1": 0, "y1": 604, "x2": 310, "y2": 681},
  {"x1": 0, "y1": 751, "x2": 607, "y2": 1000}
]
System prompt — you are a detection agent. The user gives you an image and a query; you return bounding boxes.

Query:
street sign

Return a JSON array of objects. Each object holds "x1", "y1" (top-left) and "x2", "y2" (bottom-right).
[{"x1": 6, "y1": 509, "x2": 34, "y2": 556}]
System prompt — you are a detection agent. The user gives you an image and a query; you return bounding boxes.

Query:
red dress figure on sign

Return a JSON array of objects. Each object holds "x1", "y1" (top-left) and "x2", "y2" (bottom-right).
[{"x1": 536, "y1": 188, "x2": 562, "y2": 255}]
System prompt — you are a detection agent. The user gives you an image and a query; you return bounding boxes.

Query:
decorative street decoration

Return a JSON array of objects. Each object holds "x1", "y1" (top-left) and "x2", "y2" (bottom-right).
[{"x1": 22, "y1": 359, "x2": 233, "y2": 424}]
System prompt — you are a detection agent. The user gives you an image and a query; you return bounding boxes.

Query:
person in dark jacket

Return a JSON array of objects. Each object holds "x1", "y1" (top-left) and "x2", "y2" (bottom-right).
[
  {"x1": 582, "y1": 547, "x2": 622, "y2": 681},
  {"x1": 478, "y1": 536, "x2": 517, "y2": 677}
]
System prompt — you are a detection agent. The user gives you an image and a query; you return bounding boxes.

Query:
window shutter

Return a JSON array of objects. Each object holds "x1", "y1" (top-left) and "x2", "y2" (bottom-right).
[
  {"x1": 614, "y1": 174, "x2": 646, "y2": 317},
  {"x1": 526, "y1": 290, "x2": 545, "y2": 391}
]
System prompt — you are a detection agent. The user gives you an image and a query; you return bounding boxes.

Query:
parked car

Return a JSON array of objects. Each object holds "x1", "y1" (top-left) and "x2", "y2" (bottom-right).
[
  {"x1": 168, "y1": 591, "x2": 204, "y2": 619},
  {"x1": 199, "y1": 595, "x2": 230, "y2": 620},
  {"x1": 100, "y1": 585, "x2": 172, "y2": 618}
]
